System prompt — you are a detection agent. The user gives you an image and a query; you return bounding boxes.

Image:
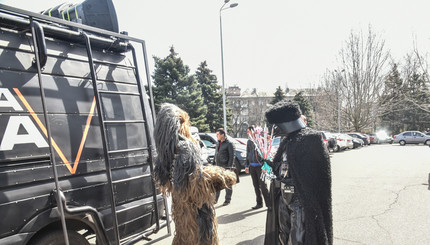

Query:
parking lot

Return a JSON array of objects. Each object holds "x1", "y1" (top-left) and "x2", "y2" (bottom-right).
[{"x1": 142, "y1": 144, "x2": 430, "y2": 245}]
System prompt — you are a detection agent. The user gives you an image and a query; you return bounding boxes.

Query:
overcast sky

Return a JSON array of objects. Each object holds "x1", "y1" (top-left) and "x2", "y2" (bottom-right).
[{"x1": 2, "y1": 0, "x2": 430, "y2": 93}]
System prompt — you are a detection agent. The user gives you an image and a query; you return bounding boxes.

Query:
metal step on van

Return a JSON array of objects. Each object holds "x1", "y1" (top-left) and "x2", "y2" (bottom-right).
[{"x1": 0, "y1": 1, "x2": 170, "y2": 244}]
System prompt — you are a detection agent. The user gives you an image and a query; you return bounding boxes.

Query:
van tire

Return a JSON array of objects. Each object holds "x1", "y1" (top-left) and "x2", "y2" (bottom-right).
[
  {"x1": 399, "y1": 140, "x2": 406, "y2": 146},
  {"x1": 30, "y1": 229, "x2": 90, "y2": 245}
]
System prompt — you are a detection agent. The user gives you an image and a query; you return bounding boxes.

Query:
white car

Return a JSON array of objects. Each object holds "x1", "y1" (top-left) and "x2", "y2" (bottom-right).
[
  {"x1": 235, "y1": 138, "x2": 249, "y2": 145},
  {"x1": 321, "y1": 132, "x2": 337, "y2": 152},
  {"x1": 332, "y1": 133, "x2": 349, "y2": 152},
  {"x1": 343, "y1": 134, "x2": 355, "y2": 149}
]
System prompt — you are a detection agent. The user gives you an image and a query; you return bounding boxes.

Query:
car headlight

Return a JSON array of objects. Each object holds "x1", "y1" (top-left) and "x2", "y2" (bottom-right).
[{"x1": 240, "y1": 151, "x2": 246, "y2": 158}]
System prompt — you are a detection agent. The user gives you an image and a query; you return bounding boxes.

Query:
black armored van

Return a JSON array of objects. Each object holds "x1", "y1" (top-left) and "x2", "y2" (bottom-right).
[{"x1": 0, "y1": 1, "x2": 168, "y2": 244}]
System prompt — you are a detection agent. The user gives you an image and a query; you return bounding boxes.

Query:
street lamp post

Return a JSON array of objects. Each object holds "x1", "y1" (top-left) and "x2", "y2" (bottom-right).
[{"x1": 220, "y1": 0, "x2": 238, "y2": 134}]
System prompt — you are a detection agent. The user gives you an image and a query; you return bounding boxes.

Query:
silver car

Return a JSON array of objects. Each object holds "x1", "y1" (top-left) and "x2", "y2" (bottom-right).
[{"x1": 393, "y1": 131, "x2": 430, "y2": 146}]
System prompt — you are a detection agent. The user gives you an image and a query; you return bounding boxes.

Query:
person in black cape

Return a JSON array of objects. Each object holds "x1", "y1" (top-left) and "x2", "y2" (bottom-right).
[{"x1": 264, "y1": 100, "x2": 332, "y2": 245}]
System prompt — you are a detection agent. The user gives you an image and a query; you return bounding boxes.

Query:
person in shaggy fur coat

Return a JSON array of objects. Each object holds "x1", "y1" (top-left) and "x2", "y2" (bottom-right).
[
  {"x1": 153, "y1": 103, "x2": 237, "y2": 245},
  {"x1": 264, "y1": 100, "x2": 332, "y2": 245}
]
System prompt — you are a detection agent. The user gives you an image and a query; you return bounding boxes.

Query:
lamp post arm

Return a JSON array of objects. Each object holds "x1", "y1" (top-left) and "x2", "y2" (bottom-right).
[{"x1": 220, "y1": 2, "x2": 228, "y2": 12}]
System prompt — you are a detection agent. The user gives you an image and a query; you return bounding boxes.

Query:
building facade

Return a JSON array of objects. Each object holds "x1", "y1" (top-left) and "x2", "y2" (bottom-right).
[{"x1": 226, "y1": 86, "x2": 276, "y2": 137}]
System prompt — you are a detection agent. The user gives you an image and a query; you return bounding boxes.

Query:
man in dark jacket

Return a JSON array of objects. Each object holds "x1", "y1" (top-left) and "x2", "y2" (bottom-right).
[
  {"x1": 246, "y1": 126, "x2": 270, "y2": 210},
  {"x1": 215, "y1": 128, "x2": 236, "y2": 206},
  {"x1": 264, "y1": 101, "x2": 332, "y2": 245}
]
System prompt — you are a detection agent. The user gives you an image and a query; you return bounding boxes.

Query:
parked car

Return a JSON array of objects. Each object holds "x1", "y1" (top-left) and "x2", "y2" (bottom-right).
[
  {"x1": 351, "y1": 137, "x2": 364, "y2": 148},
  {"x1": 191, "y1": 127, "x2": 213, "y2": 165},
  {"x1": 393, "y1": 131, "x2": 430, "y2": 146},
  {"x1": 199, "y1": 133, "x2": 247, "y2": 171},
  {"x1": 235, "y1": 137, "x2": 249, "y2": 145},
  {"x1": 375, "y1": 131, "x2": 394, "y2": 144},
  {"x1": 321, "y1": 132, "x2": 337, "y2": 152},
  {"x1": 362, "y1": 134, "x2": 372, "y2": 145},
  {"x1": 347, "y1": 133, "x2": 370, "y2": 145},
  {"x1": 343, "y1": 134, "x2": 355, "y2": 149},
  {"x1": 333, "y1": 133, "x2": 349, "y2": 152},
  {"x1": 368, "y1": 133, "x2": 379, "y2": 144}
]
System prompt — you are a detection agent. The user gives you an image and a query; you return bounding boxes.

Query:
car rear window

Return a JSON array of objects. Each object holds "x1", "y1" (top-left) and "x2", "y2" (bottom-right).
[{"x1": 403, "y1": 132, "x2": 412, "y2": 136}]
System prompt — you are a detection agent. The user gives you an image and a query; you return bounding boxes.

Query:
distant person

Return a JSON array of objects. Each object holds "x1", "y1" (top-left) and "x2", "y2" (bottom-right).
[
  {"x1": 246, "y1": 126, "x2": 270, "y2": 210},
  {"x1": 215, "y1": 128, "x2": 236, "y2": 206},
  {"x1": 264, "y1": 100, "x2": 332, "y2": 245}
]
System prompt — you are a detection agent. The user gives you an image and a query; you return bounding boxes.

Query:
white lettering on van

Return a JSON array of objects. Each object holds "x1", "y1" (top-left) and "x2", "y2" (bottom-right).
[
  {"x1": 0, "y1": 116, "x2": 48, "y2": 150},
  {"x1": 0, "y1": 88, "x2": 24, "y2": 111}
]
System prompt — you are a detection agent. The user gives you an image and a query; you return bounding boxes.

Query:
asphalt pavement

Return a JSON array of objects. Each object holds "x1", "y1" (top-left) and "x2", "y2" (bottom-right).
[
  {"x1": 332, "y1": 144, "x2": 430, "y2": 245},
  {"x1": 139, "y1": 144, "x2": 430, "y2": 245}
]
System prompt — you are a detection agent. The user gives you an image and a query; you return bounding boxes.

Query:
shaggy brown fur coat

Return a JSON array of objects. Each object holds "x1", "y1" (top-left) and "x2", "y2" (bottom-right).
[{"x1": 153, "y1": 103, "x2": 237, "y2": 245}]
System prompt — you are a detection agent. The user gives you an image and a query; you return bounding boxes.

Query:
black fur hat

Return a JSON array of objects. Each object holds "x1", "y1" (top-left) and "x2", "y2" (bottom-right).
[{"x1": 265, "y1": 100, "x2": 302, "y2": 124}]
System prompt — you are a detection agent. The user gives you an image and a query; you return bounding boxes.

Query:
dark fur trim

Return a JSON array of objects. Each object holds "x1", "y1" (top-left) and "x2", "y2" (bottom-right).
[
  {"x1": 265, "y1": 100, "x2": 302, "y2": 124},
  {"x1": 153, "y1": 103, "x2": 180, "y2": 186},
  {"x1": 153, "y1": 103, "x2": 200, "y2": 190},
  {"x1": 197, "y1": 203, "x2": 214, "y2": 244},
  {"x1": 271, "y1": 128, "x2": 332, "y2": 245},
  {"x1": 173, "y1": 136, "x2": 200, "y2": 190}
]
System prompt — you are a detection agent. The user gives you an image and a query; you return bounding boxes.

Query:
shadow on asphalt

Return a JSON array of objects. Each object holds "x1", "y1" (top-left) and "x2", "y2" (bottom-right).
[
  {"x1": 144, "y1": 234, "x2": 172, "y2": 245},
  {"x1": 428, "y1": 173, "x2": 430, "y2": 190},
  {"x1": 217, "y1": 207, "x2": 267, "y2": 224},
  {"x1": 235, "y1": 234, "x2": 265, "y2": 245}
]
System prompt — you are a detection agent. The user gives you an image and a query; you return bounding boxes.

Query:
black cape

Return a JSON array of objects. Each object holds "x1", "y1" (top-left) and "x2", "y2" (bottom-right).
[{"x1": 265, "y1": 128, "x2": 332, "y2": 245}]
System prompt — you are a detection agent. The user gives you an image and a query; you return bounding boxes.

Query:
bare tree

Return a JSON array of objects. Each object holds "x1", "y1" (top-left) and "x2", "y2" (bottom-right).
[
  {"x1": 338, "y1": 27, "x2": 389, "y2": 132},
  {"x1": 229, "y1": 99, "x2": 248, "y2": 137},
  {"x1": 400, "y1": 49, "x2": 430, "y2": 130},
  {"x1": 227, "y1": 91, "x2": 274, "y2": 137},
  {"x1": 404, "y1": 47, "x2": 430, "y2": 114},
  {"x1": 314, "y1": 29, "x2": 430, "y2": 134},
  {"x1": 312, "y1": 72, "x2": 339, "y2": 131},
  {"x1": 379, "y1": 44, "x2": 430, "y2": 134},
  {"x1": 412, "y1": 40, "x2": 430, "y2": 82}
]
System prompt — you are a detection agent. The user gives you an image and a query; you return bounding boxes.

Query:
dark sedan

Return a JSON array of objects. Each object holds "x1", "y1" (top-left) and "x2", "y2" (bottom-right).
[{"x1": 347, "y1": 133, "x2": 370, "y2": 145}]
